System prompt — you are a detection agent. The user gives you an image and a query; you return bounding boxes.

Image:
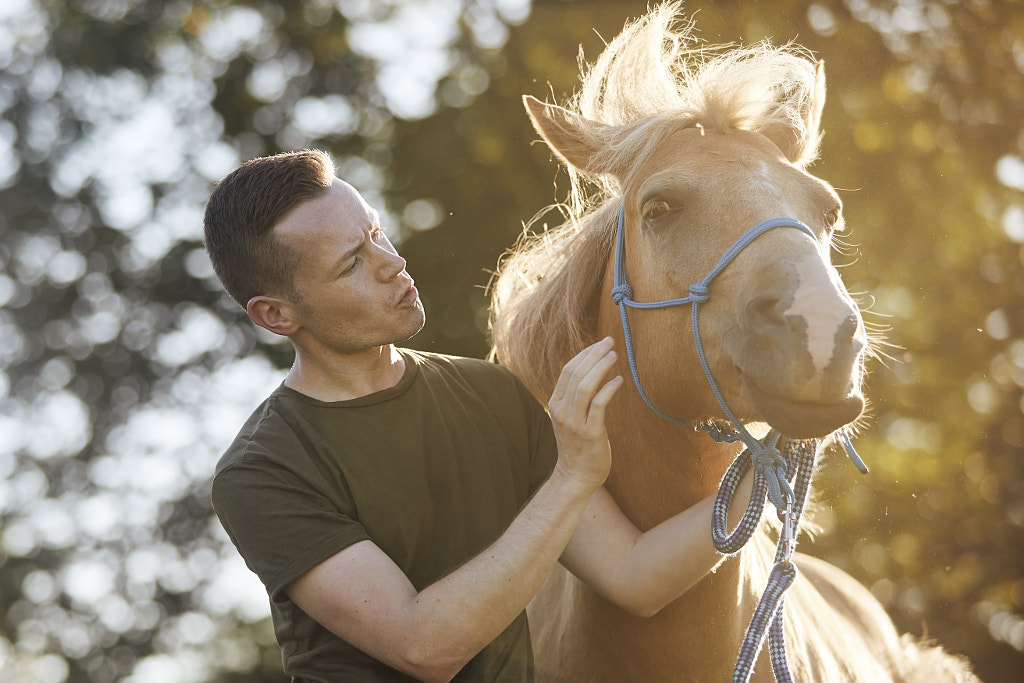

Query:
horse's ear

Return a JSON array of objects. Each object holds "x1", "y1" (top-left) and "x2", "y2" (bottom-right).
[
  {"x1": 523, "y1": 95, "x2": 610, "y2": 173},
  {"x1": 758, "y1": 60, "x2": 826, "y2": 168}
]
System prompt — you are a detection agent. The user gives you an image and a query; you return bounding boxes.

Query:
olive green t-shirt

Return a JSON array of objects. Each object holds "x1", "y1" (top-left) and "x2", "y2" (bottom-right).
[{"x1": 212, "y1": 349, "x2": 558, "y2": 682}]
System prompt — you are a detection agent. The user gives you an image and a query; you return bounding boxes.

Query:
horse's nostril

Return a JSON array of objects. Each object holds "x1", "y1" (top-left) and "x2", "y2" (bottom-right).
[
  {"x1": 746, "y1": 294, "x2": 788, "y2": 329},
  {"x1": 840, "y1": 315, "x2": 867, "y2": 356}
]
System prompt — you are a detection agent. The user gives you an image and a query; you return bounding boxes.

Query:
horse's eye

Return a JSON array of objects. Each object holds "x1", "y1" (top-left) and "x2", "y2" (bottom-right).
[
  {"x1": 643, "y1": 200, "x2": 672, "y2": 222},
  {"x1": 824, "y1": 206, "x2": 841, "y2": 228}
]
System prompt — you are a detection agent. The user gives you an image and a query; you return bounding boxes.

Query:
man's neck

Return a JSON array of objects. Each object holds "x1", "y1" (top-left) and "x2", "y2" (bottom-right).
[{"x1": 284, "y1": 344, "x2": 406, "y2": 402}]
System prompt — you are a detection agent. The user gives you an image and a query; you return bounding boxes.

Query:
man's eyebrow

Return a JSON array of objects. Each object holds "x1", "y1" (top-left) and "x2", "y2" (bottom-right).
[
  {"x1": 331, "y1": 210, "x2": 381, "y2": 276},
  {"x1": 336, "y1": 238, "x2": 364, "y2": 267}
]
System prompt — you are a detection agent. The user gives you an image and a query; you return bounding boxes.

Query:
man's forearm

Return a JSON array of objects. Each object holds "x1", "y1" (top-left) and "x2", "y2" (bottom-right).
[
  {"x1": 616, "y1": 482, "x2": 744, "y2": 616},
  {"x1": 560, "y1": 470, "x2": 756, "y2": 619},
  {"x1": 398, "y1": 466, "x2": 597, "y2": 680}
]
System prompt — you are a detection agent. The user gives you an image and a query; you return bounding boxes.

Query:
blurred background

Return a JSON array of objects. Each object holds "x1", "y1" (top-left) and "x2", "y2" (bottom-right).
[{"x1": 0, "y1": 0, "x2": 1021, "y2": 681}]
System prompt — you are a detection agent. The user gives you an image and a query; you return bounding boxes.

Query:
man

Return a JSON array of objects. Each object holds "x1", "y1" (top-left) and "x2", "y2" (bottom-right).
[{"x1": 204, "y1": 149, "x2": 751, "y2": 682}]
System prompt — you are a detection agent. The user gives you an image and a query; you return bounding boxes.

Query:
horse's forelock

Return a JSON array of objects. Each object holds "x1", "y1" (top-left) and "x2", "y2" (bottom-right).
[{"x1": 567, "y1": 2, "x2": 821, "y2": 192}]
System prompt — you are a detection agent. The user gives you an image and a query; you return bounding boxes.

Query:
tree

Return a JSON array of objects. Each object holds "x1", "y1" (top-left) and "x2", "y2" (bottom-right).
[{"x1": 0, "y1": 1, "x2": 526, "y2": 680}]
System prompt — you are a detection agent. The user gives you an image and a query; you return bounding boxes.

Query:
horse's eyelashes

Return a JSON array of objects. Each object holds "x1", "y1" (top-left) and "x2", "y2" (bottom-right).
[
  {"x1": 642, "y1": 200, "x2": 673, "y2": 222},
  {"x1": 824, "y1": 207, "x2": 842, "y2": 228}
]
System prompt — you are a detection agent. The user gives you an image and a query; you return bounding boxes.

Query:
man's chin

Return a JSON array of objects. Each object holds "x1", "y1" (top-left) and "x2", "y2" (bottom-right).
[{"x1": 399, "y1": 310, "x2": 426, "y2": 343}]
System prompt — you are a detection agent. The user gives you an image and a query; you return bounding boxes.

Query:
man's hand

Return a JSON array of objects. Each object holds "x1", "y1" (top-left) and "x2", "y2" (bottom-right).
[{"x1": 547, "y1": 337, "x2": 623, "y2": 490}]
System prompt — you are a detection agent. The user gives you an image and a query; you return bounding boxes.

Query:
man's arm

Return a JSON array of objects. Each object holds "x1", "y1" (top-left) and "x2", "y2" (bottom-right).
[
  {"x1": 559, "y1": 469, "x2": 756, "y2": 618},
  {"x1": 285, "y1": 338, "x2": 623, "y2": 683}
]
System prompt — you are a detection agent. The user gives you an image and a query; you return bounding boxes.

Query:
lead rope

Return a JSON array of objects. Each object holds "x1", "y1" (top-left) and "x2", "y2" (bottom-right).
[{"x1": 713, "y1": 437, "x2": 818, "y2": 682}]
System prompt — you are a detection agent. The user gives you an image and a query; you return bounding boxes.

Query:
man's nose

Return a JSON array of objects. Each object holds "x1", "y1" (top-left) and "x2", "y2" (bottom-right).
[{"x1": 377, "y1": 246, "x2": 407, "y2": 279}]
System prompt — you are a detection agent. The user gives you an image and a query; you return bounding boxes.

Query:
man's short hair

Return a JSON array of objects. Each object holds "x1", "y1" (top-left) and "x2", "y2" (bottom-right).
[{"x1": 203, "y1": 149, "x2": 336, "y2": 307}]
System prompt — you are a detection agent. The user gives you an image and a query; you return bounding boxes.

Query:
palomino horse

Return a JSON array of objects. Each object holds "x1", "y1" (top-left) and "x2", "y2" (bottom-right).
[{"x1": 489, "y1": 4, "x2": 976, "y2": 682}]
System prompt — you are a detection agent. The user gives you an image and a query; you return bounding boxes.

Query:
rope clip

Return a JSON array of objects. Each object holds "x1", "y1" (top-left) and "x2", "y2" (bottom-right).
[{"x1": 781, "y1": 496, "x2": 797, "y2": 566}]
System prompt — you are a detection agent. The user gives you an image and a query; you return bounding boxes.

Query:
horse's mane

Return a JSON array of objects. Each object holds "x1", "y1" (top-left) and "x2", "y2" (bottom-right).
[{"x1": 489, "y1": 1, "x2": 824, "y2": 400}]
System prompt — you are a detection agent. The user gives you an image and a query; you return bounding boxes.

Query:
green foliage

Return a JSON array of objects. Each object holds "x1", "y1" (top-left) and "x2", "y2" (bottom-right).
[{"x1": 0, "y1": 0, "x2": 1021, "y2": 681}]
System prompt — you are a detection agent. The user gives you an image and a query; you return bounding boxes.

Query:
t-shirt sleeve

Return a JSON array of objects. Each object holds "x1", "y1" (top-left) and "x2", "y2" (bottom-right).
[
  {"x1": 212, "y1": 452, "x2": 371, "y2": 603},
  {"x1": 514, "y1": 373, "x2": 559, "y2": 492}
]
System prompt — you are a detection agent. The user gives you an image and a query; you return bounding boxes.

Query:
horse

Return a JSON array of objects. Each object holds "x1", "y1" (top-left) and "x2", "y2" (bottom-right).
[{"x1": 488, "y1": 4, "x2": 977, "y2": 682}]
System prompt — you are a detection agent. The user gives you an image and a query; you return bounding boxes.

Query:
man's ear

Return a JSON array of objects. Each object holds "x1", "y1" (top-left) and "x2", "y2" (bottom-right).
[{"x1": 246, "y1": 295, "x2": 300, "y2": 337}]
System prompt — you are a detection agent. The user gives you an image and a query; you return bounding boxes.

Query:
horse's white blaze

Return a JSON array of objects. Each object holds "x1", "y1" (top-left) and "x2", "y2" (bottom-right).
[{"x1": 786, "y1": 256, "x2": 856, "y2": 382}]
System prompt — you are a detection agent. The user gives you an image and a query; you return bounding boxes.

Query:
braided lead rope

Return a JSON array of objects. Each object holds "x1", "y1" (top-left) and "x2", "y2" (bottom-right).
[
  {"x1": 766, "y1": 440, "x2": 818, "y2": 682},
  {"x1": 768, "y1": 596, "x2": 794, "y2": 683},
  {"x1": 711, "y1": 432, "x2": 780, "y2": 554},
  {"x1": 732, "y1": 560, "x2": 799, "y2": 683},
  {"x1": 727, "y1": 439, "x2": 818, "y2": 683}
]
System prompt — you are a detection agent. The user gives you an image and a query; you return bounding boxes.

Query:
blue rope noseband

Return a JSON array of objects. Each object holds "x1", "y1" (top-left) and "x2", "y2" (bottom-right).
[{"x1": 611, "y1": 204, "x2": 868, "y2": 682}]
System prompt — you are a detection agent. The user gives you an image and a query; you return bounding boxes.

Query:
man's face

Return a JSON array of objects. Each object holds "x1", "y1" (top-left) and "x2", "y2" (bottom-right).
[{"x1": 273, "y1": 178, "x2": 425, "y2": 353}]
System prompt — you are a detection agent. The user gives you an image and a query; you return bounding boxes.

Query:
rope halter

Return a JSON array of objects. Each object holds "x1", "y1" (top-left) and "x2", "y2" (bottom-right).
[
  {"x1": 611, "y1": 205, "x2": 822, "y2": 511},
  {"x1": 610, "y1": 204, "x2": 869, "y2": 682}
]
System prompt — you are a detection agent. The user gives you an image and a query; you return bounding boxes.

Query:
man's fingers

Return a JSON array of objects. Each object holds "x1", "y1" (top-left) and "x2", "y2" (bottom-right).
[
  {"x1": 567, "y1": 347, "x2": 620, "y2": 420},
  {"x1": 550, "y1": 337, "x2": 615, "y2": 409},
  {"x1": 548, "y1": 338, "x2": 620, "y2": 490},
  {"x1": 550, "y1": 339, "x2": 605, "y2": 404},
  {"x1": 588, "y1": 375, "x2": 624, "y2": 423}
]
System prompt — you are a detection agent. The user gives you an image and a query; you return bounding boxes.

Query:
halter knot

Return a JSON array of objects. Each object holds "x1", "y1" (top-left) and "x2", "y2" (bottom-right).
[
  {"x1": 688, "y1": 282, "x2": 710, "y2": 303},
  {"x1": 611, "y1": 283, "x2": 634, "y2": 305},
  {"x1": 750, "y1": 443, "x2": 795, "y2": 512}
]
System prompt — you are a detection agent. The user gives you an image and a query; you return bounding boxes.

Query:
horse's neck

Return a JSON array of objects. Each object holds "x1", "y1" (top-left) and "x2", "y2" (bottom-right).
[
  {"x1": 597, "y1": 256, "x2": 742, "y2": 529},
  {"x1": 603, "y1": 394, "x2": 741, "y2": 530},
  {"x1": 577, "y1": 259, "x2": 772, "y2": 661},
  {"x1": 601, "y1": 387, "x2": 773, "y2": 657}
]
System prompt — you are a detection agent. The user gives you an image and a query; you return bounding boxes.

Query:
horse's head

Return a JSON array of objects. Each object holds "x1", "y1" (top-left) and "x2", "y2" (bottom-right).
[{"x1": 522, "y1": 59, "x2": 866, "y2": 439}]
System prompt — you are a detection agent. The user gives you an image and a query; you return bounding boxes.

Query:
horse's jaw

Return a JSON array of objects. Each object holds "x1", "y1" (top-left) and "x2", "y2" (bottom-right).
[{"x1": 739, "y1": 369, "x2": 864, "y2": 439}]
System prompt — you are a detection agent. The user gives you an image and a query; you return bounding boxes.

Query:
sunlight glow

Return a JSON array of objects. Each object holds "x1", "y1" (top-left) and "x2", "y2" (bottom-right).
[
  {"x1": 997, "y1": 155, "x2": 1024, "y2": 191},
  {"x1": 348, "y1": 0, "x2": 461, "y2": 119},
  {"x1": 807, "y1": 4, "x2": 838, "y2": 37},
  {"x1": 967, "y1": 375, "x2": 1001, "y2": 415},
  {"x1": 291, "y1": 94, "x2": 358, "y2": 138},
  {"x1": 199, "y1": 551, "x2": 272, "y2": 622},
  {"x1": 1003, "y1": 205, "x2": 1024, "y2": 242},
  {"x1": 197, "y1": 6, "x2": 267, "y2": 63},
  {"x1": 0, "y1": 0, "x2": 34, "y2": 21},
  {"x1": 0, "y1": 350, "x2": 284, "y2": 677},
  {"x1": 123, "y1": 652, "x2": 209, "y2": 683},
  {"x1": 27, "y1": 391, "x2": 91, "y2": 460}
]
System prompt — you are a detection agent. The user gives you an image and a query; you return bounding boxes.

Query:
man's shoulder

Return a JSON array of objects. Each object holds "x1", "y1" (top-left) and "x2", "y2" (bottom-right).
[
  {"x1": 403, "y1": 349, "x2": 533, "y2": 403},
  {"x1": 214, "y1": 386, "x2": 297, "y2": 477},
  {"x1": 402, "y1": 348, "x2": 514, "y2": 381},
  {"x1": 400, "y1": 348, "x2": 543, "y2": 422}
]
